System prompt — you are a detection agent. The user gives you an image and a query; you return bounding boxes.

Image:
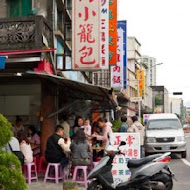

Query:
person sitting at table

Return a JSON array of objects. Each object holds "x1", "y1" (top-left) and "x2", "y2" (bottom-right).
[
  {"x1": 27, "y1": 126, "x2": 40, "y2": 156},
  {"x1": 59, "y1": 114, "x2": 70, "y2": 139},
  {"x1": 17, "y1": 130, "x2": 33, "y2": 163},
  {"x1": 45, "y1": 125, "x2": 71, "y2": 167},
  {"x1": 92, "y1": 117, "x2": 113, "y2": 147},
  {"x1": 2, "y1": 136, "x2": 20, "y2": 153},
  {"x1": 73, "y1": 116, "x2": 84, "y2": 135},
  {"x1": 70, "y1": 128, "x2": 91, "y2": 166}
]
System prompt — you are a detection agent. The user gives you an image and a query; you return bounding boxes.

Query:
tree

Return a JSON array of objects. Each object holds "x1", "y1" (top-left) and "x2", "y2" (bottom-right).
[
  {"x1": 0, "y1": 114, "x2": 27, "y2": 190},
  {"x1": 112, "y1": 120, "x2": 122, "y2": 132}
]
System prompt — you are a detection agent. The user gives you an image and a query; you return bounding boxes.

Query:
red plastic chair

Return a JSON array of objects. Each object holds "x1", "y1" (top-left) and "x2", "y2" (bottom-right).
[{"x1": 38, "y1": 156, "x2": 47, "y2": 174}]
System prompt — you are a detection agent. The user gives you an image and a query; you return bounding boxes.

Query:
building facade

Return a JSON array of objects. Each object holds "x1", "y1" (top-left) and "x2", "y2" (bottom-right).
[
  {"x1": 169, "y1": 97, "x2": 185, "y2": 123},
  {"x1": 127, "y1": 37, "x2": 141, "y2": 116},
  {"x1": 169, "y1": 97, "x2": 183, "y2": 115},
  {"x1": 0, "y1": 0, "x2": 116, "y2": 154},
  {"x1": 151, "y1": 86, "x2": 169, "y2": 113},
  {"x1": 141, "y1": 56, "x2": 156, "y2": 86}
]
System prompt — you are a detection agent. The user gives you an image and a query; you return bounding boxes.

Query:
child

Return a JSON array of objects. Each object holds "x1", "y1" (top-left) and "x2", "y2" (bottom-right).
[{"x1": 83, "y1": 118, "x2": 91, "y2": 136}]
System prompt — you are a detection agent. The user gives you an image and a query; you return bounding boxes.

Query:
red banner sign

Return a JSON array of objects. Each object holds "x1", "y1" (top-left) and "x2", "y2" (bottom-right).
[{"x1": 109, "y1": 0, "x2": 117, "y2": 65}]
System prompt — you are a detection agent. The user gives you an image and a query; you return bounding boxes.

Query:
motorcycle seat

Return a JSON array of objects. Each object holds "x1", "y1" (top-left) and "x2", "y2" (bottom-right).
[{"x1": 128, "y1": 154, "x2": 162, "y2": 168}]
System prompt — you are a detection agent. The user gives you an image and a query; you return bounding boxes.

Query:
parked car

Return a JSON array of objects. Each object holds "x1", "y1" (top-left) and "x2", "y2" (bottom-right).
[{"x1": 145, "y1": 113, "x2": 187, "y2": 158}]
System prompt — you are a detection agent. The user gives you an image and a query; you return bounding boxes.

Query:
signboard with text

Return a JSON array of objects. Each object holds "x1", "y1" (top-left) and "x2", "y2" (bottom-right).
[
  {"x1": 109, "y1": 0, "x2": 117, "y2": 65},
  {"x1": 0, "y1": 56, "x2": 6, "y2": 69},
  {"x1": 100, "y1": 0, "x2": 109, "y2": 69},
  {"x1": 137, "y1": 69, "x2": 145, "y2": 98},
  {"x1": 111, "y1": 29, "x2": 123, "y2": 88},
  {"x1": 72, "y1": 0, "x2": 101, "y2": 70},
  {"x1": 130, "y1": 97, "x2": 142, "y2": 102},
  {"x1": 118, "y1": 20, "x2": 127, "y2": 89},
  {"x1": 110, "y1": 133, "x2": 140, "y2": 184}
]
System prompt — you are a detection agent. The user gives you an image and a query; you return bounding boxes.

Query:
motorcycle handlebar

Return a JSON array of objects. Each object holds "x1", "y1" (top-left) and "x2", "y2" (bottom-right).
[{"x1": 113, "y1": 150, "x2": 125, "y2": 156}]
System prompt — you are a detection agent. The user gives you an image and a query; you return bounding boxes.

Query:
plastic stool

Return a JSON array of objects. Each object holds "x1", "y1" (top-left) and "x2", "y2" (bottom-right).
[
  {"x1": 72, "y1": 166, "x2": 88, "y2": 188},
  {"x1": 38, "y1": 156, "x2": 47, "y2": 174},
  {"x1": 23, "y1": 161, "x2": 38, "y2": 184},
  {"x1": 33, "y1": 154, "x2": 40, "y2": 168},
  {"x1": 93, "y1": 162, "x2": 99, "y2": 168},
  {"x1": 44, "y1": 163, "x2": 65, "y2": 184}
]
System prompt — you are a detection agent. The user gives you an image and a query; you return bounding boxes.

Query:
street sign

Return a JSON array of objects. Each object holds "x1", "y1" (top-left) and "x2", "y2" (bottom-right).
[
  {"x1": 173, "y1": 92, "x2": 183, "y2": 95},
  {"x1": 0, "y1": 56, "x2": 6, "y2": 69},
  {"x1": 130, "y1": 97, "x2": 142, "y2": 102},
  {"x1": 143, "y1": 114, "x2": 152, "y2": 123}
]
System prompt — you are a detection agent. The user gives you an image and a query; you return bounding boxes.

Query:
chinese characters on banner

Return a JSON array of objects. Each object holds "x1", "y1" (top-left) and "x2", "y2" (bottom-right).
[
  {"x1": 109, "y1": 0, "x2": 117, "y2": 65},
  {"x1": 111, "y1": 29, "x2": 123, "y2": 88},
  {"x1": 118, "y1": 20, "x2": 127, "y2": 89},
  {"x1": 72, "y1": 0, "x2": 101, "y2": 70},
  {"x1": 137, "y1": 69, "x2": 145, "y2": 98},
  {"x1": 110, "y1": 133, "x2": 140, "y2": 184},
  {"x1": 100, "y1": 0, "x2": 109, "y2": 69}
]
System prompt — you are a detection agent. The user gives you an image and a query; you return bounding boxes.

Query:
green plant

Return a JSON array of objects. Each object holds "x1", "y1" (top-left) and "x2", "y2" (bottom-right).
[
  {"x1": 63, "y1": 180, "x2": 78, "y2": 189},
  {"x1": 0, "y1": 114, "x2": 27, "y2": 190},
  {"x1": 112, "y1": 120, "x2": 122, "y2": 132}
]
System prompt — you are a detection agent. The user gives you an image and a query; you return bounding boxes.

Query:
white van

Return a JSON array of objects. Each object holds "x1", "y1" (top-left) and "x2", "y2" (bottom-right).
[{"x1": 145, "y1": 113, "x2": 187, "y2": 158}]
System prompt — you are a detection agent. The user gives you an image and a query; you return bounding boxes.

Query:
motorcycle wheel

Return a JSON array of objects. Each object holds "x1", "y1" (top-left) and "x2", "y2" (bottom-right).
[
  {"x1": 163, "y1": 179, "x2": 173, "y2": 190},
  {"x1": 152, "y1": 178, "x2": 173, "y2": 190},
  {"x1": 87, "y1": 180, "x2": 105, "y2": 190}
]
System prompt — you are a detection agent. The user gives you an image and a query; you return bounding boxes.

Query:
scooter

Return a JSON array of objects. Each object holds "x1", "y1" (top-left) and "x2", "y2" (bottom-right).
[{"x1": 87, "y1": 141, "x2": 175, "y2": 190}]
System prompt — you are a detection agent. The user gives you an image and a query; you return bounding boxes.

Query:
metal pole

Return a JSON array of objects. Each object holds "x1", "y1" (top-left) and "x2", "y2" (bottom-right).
[{"x1": 154, "y1": 91, "x2": 155, "y2": 113}]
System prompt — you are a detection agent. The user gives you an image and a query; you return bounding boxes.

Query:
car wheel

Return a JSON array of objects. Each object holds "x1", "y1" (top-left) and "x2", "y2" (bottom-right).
[{"x1": 181, "y1": 151, "x2": 187, "y2": 158}]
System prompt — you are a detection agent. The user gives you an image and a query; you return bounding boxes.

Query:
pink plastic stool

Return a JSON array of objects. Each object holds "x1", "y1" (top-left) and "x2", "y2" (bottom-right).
[
  {"x1": 72, "y1": 166, "x2": 88, "y2": 188},
  {"x1": 23, "y1": 161, "x2": 38, "y2": 184},
  {"x1": 38, "y1": 156, "x2": 47, "y2": 174},
  {"x1": 44, "y1": 163, "x2": 65, "y2": 184},
  {"x1": 93, "y1": 162, "x2": 99, "y2": 168}
]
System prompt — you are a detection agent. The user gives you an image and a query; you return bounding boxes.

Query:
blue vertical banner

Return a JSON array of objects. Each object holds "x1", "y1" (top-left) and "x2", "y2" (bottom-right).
[{"x1": 117, "y1": 20, "x2": 127, "y2": 89}]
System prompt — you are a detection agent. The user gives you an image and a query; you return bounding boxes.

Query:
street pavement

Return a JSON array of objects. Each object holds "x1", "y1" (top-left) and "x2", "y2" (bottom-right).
[
  {"x1": 28, "y1": 179, "x2": 86, "y2": 190},
  {"x1": 170, "y1": 133, "x2": 190, "y2": 190}
]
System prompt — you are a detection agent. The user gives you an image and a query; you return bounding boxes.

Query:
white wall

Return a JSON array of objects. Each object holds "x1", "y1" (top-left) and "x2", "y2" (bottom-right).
[
  {"x1": 169, "y1": 97, "x2": 182, "y2": 115},
  {"x1": 0, "y1": 84, "x2": 41, "y2": 125}
]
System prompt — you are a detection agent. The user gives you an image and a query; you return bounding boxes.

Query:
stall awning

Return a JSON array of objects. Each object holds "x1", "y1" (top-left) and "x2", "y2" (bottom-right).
[{"x1": 25, "y1": 71, "x2": 117, "y2": 110}]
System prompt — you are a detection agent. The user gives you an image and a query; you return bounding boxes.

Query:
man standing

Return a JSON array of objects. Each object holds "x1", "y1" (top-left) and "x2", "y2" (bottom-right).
[
  {"x1": 129, "y1": 116, "x2": 145, "y2": 158},
  {"x1": 118, "y1": 115, "x2": 128, "y2": 132},
  {"x1": 45, "y1": 125, "x2": 70, "y2": 166},
  {"x1": 92, "y1": 117, "x2": 113, "y2": 146},
  {"x1": 12, "y1": 116, "x2": 24, "y2": 138}
]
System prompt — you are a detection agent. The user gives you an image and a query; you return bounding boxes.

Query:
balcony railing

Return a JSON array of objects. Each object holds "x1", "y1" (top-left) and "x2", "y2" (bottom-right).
[
  {"x1": 0, "y1": 16, "x2": 53, "y2": 51},
  {"x1": 92, "y1": 70, "x2": 111, "y2": 88}
]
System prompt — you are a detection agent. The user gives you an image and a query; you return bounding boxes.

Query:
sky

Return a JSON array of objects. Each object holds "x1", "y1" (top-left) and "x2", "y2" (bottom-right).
[{"x1": 118, "y1": 0, "x2": 190, "y2": 106}]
